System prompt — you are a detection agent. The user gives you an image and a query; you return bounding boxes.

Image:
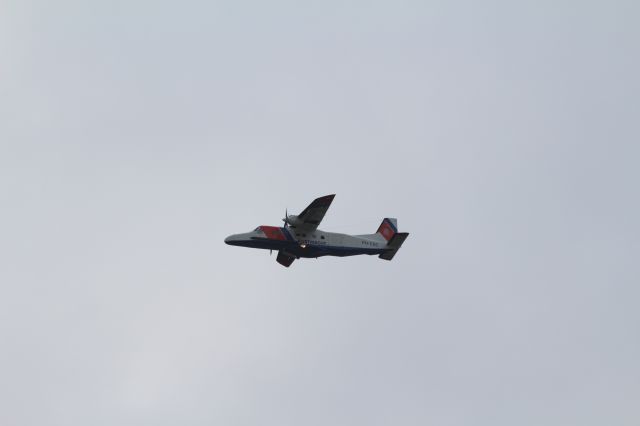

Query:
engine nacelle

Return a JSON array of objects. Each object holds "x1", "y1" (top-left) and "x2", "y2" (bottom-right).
[{"x1": 284, "y1": 214, "x2": 303, "y2": 227}]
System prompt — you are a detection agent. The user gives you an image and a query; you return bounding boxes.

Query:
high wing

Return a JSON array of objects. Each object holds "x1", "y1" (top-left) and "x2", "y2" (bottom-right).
[{"x1": 293, "y1": 194, "x2": 335, "y2": 232}]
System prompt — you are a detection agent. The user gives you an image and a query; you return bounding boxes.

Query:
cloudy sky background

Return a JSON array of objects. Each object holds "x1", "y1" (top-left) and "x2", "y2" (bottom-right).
[{"x1": 1, "y1": 0, "x2": 639, "y2": 425}]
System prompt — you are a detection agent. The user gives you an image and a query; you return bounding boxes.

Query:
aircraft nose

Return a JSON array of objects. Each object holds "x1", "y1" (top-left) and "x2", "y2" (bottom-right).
[{"x1": 224, "y1": 234, "x2": 241, "y2": 245}]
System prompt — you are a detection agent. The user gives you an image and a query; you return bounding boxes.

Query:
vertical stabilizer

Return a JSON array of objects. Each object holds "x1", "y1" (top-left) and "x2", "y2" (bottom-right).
[
  {"x1": 376, "y1": 218, "x2": 409, "y2": 260},
  {"x1": 376, "y1": 218, "x2": 398, "y2": 242}
]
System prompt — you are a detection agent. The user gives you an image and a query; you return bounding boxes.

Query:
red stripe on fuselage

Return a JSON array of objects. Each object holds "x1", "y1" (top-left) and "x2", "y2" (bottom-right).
[{"x1": 259, "y1": 226, "x2": 287, "y2": 241}]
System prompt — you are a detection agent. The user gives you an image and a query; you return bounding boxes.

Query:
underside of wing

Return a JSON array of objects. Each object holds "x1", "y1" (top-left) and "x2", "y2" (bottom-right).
[{"x1": 294, "y1": 194, "x2": 335, "y2": 231}]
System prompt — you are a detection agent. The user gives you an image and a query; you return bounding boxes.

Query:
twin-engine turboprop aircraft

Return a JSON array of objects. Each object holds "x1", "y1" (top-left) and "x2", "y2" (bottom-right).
[{"x1": 224, "y1": 194, "x2": 409, "y2": 267}]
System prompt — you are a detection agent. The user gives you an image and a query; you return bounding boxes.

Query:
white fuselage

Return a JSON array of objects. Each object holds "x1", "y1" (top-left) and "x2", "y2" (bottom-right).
[{"x1": 225, "y1": 226, "x2": 389, "y2": 258}]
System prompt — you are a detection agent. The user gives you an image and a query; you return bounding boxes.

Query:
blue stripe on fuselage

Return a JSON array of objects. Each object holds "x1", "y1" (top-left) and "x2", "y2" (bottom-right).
[
  {"x1": 282, "y1": 227, "x2": 296, "y2": 242},
  {"x1": 243, "y1": 237, "x2": 389, "y2": 258}
]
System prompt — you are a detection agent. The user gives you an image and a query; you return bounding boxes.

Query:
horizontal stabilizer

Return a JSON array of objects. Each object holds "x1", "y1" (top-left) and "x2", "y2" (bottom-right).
[{"x1": 379, "y1": 232, "x2": 409, "y2": 260}]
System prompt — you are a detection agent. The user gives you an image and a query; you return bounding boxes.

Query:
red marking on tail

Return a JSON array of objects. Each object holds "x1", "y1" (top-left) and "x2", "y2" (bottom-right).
[{"x1": 377, "y1": 220, "x2": 396, "y2": 242}]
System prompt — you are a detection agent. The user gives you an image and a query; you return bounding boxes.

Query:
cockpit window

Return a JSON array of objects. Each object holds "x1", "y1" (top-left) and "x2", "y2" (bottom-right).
[{"x1": 254, "y1": 227, "x2": 262, "y2": 232}]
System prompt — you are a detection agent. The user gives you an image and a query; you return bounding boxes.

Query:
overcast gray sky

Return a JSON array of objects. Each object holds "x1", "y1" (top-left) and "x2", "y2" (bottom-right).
[{"x1": 1, "y1": 0, "x2": 639, "y2": 425}]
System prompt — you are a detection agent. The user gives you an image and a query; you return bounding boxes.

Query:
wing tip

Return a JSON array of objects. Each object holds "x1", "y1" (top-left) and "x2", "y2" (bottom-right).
[{"x1": 309, "y1": 194, "x2": 335, "y2": 208}]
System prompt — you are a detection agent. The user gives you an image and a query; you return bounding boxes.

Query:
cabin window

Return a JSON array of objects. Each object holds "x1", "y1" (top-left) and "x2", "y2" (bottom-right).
[{"x1": 320, "y1": 236, "x2": 325, "y2": 239}]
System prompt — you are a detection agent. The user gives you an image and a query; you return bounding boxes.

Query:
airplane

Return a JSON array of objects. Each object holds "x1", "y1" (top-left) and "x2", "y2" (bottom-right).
[{"x1": 224, "y1": 194, "x2": 409, "y2": 267}]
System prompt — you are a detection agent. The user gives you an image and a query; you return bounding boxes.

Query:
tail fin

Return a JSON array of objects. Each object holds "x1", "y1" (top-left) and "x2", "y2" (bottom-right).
[
  {"x1": 376, "y1": 218, "x2": 398, "y2": 242},
  {"x1": 376, "y1": 218, "x2": 409, "y2": 261}
]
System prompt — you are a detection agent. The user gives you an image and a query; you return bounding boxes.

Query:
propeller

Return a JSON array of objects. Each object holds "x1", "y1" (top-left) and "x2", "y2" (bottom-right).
[{"x1": 282, "y1": 208, "x2": 288, "y2": 228}]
